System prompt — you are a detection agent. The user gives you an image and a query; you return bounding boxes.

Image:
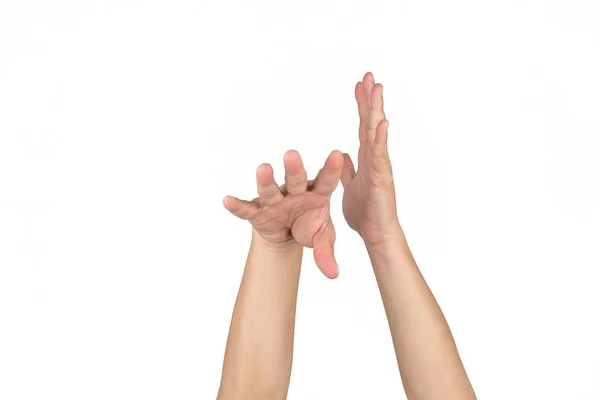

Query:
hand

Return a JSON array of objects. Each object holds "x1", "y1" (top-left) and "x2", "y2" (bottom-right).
[
  {"x1": 223, "y1": 149, "x2": 343, "y2": 279},
  {"x1": 340, "y1": 72, "x2": 403, "y2": 246}
]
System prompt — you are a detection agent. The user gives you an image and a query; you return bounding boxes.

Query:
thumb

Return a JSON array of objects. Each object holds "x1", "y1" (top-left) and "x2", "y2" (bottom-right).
[
  {"x1": 312, "y1": 222, "x2": 339, "y2": 279},
  {"x1": 340, "y1": 153, "x2": 356, "y2": 190}
]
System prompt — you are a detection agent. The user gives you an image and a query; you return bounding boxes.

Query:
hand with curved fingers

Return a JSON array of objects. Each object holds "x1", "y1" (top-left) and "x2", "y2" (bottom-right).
[
  {"x1": 223, "y1": 149, "x2": 343, "y2": 279},
  {"x1": 340, "y1": 72, "x2": 403, "y2": 245}
]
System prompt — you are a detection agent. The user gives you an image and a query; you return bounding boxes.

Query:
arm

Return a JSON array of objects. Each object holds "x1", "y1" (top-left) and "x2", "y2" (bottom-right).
[
  {"x1": 367, "y1": 232, "x2": 475, "y2": 400},
  {"x1": 340, "y1": 72, "x2": 476, "y2": 400},
  {"x1": 218, "y1": 150, "x2": 343, "y2": 399},
  {"x1": 217, "y1": 230, "x2": 303, "y2": 399}
]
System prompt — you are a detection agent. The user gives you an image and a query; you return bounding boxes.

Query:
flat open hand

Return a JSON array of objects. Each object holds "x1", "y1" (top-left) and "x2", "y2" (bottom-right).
[
  {"x1": 340, "y1": 72, "x2": 402, "y2": 245},
  {"x1": 223, "y1": 150, "x2": 343, "y2": 279}
]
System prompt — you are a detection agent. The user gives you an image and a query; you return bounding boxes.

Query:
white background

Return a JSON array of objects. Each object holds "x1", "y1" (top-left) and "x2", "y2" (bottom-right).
[{"x1": 1, "y1": 0, "x2": 599, "y2": 399}]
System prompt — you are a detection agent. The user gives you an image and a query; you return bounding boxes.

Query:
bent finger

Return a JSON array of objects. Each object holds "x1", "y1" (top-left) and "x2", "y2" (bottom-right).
[
  {"x1": 223, "y1": 195, "x2": 260, "y2": 220},
  {"x1": 256, "y1": 163, "x2": 284, "y2": 205},
  {"x1": 283, "y1": 150, "x2": 308, "y2": 195},
  {"x1": 313, "y1": 150, "x2": 344, "y2": 196}
]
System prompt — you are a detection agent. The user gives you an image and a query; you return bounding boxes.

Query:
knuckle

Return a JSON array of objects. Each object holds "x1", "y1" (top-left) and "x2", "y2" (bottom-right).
[{"x1": 262, "y1": 190, "x2": 280, "y2": 199}]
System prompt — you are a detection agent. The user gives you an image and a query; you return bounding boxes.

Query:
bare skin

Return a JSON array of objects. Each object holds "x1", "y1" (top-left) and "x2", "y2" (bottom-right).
[
  {"x1": 217, "y1": 73, "x2": 476, "y2": 400},
  {"x1": 340, "y1": 72, "x2": 476, "y2": 400},
  {"x1": 217, "y1": 150, "x2": 342, "y2": 400},
  {"x1": 222, "y1": 149, "x2": 343, "y2": 279}
]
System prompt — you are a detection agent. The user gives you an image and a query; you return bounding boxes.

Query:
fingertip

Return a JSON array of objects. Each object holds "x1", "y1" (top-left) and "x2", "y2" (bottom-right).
[
  {"x1": 341, "y1": 153, "x2": 356, "y2": 173},
  {"x1": 324, "y1": 256, "x2": 339, "y2": 279},
  {"x1": 372, "y1": 83, "x2": 383, "y2": 96},
  {"x1": 328, "y1": 149, "x2": 344, "y2": 169},
  {"x1": 355, "y1": 81, "x2": 368, "y2": 103},
  {"x1": 222, "y1": 195, "x2": 239, "y2": 212},
  {"x1": 256, "y1": 162, "x2": 270, "y2": 173},
  {"x1": 256, "y1": 163, "x2": 273, "y2": 181},
  {"x1": 314, "y1": 248, "x2": 339, "y2": 279},
  {"x1": 374, "y1": 123, "x2": 388, "y2": 144},
  {"x1": 284, "y1": 149, "x2": 300, "y2": 162},
  {"x1": 283, "y1": 149, "x2": 304, "y2": 173},
  {"x1": 327, "y1": 265, "x2": 339, "y2": 279},
  {"x1": 331, "y1": 148, "x2": 343, "y2": 158}
]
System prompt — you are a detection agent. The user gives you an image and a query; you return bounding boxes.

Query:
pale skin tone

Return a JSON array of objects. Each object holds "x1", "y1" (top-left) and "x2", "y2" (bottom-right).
[
  {"x1": 217, "y1": 150, "x2": 343, "y2": 399},
  {"x1": 217, "y1": 73, "x2": 476, "y2": 400}
]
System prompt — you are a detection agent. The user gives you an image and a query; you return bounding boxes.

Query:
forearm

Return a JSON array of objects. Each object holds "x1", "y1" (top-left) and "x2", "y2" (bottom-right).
[
  {"x1": 218, "y1": 228, "x2": 303, "y2": 400},
  {"x1": 367, "y1": 229, "x2": 475, "y2": 400}
]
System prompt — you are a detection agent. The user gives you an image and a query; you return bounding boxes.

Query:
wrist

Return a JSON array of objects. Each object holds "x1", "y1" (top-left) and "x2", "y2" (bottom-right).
[
  {"x1": 364, "y1": 224, "x2": 410, "y2": 258},
  {"x1": 251, "y1": 228, "x2": 302, "y2": 254}
]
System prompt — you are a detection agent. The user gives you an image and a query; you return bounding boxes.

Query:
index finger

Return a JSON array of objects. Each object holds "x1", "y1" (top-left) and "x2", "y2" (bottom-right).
[{"x1": 312, "y1": 150, "x2": 344, "y2": 196}]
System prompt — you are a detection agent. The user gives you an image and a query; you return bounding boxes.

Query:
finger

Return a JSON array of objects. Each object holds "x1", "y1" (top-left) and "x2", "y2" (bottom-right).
[
  {"x1": 372, "y1": 119, "x2": 390, "y2": 159},
  {"x1": 222, "y1": 195, "x2": 260, "y2": 220},
  {"x1": 312, "y1": 222, "x2": 339, "y2": 279},
  {"x1": 355, "y1": 81, "x2": 370, "y2": 143},
  {"x1": 340, "y1": 152, "x2": 356, "y2": 190},
  {"x1": 283, "y1": 149, "x2": 307, "y2": 195},
  {"x1": 372, "y1": 120, "x2": 393, "y2": 179},
  {"x1": 313, "y1": 150, "x2": 344, "y2": 196},
  {"x1": 368, "y1": 83, "x2": 386, "y2": 143},
  {"x1": 256, "y1": 163, "x2": 284, "y2": 205},
  {"x1": 363, "y1": 71, "x2": 375, "y2": 104}
]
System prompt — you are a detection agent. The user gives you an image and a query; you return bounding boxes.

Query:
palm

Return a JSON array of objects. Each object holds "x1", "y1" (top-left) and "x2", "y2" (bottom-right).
[
  {"x1": 224, "y1": 150, "x2": 343, "y2": 279},
  {"x1": 247, "y1": 183, "x2": 333, "y2": 246}
]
